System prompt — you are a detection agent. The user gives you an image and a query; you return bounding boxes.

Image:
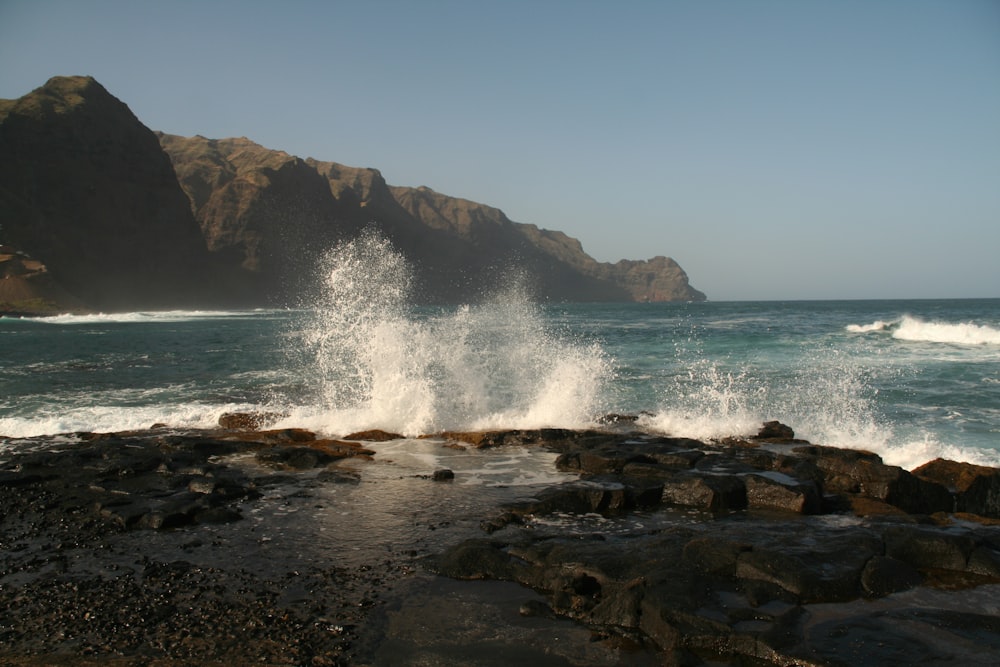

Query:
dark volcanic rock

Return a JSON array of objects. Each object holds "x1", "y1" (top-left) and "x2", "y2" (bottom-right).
[
  {"x1": 0, "y1": 76, "x2": 220, "y2": 310},
  {"x1": 3, "y1": 425, "x2": 1000, "y2": 665},
  {"x1": 754, "y1": 420, "x2": 796, "y2": 441},
  {"x1": 0, "y1": 427, "x2": 396, "y2": 665},
  {"x1": 429, "y1": 428, "x2": 1000, "y2": 665},
  {"x1": 661, "y1": 472, "x2": 748, "y2": 513},
  {"x1": 913, "y1": 457, "x2": 1000, "y2": 518},
  {"x1": 218, "y1": 410, "x2": 287, "y2": 430},
  {"x1": 253, "y1": 439, "x2": 374, "y2": 470},
  {"x1": 795, "y1": 443, "x2": 955, "y2": 515},
  {"x1": 744, "y1": 472, "x2": 822, "y2": 514},
  {"x1": 343, "y1": 429, "x2": 406, "y2": 442},
  {"x1": 860, "y1": 555, "x2": 923, "y2": 597}
]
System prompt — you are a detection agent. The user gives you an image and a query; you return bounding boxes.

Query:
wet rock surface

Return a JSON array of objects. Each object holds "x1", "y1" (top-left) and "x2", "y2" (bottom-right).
[
  {"x1": 0, "y1": 427, "x2": 383, "y2": 666},
  {"x1": 1, "y1": 419, "x2": 999, "y2": 665},
  {"x1": 430, "y1": 423, "x2": 1000, "y2": 666}
]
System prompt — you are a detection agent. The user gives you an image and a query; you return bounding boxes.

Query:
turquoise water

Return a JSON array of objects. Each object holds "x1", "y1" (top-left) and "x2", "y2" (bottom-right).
[
  {"x1": 1, "y1": 236, "x2": 997, "y2": 470},
  {"x1": 2, "y1": 298, "x2": 997, "y2": 471}
]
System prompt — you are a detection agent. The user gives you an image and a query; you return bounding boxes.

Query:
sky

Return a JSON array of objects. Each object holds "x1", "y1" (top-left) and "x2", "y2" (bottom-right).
[{"x1": 1, "y1": 0, "x2": 998, "y2": 300}]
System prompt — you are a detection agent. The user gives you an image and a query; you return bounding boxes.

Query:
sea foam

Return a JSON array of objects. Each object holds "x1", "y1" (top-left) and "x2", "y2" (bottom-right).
[
  {"x1": 0, "y1": 401, "x2": 254, "y2": 440},
  {"x1": 17, "y1": 310, "x2": 277, "y2": 326}
]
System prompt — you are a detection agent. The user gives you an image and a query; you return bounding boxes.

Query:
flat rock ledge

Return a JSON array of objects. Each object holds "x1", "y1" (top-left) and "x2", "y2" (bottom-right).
[
  {"x1": 427, "y1": 423, "x2": 1000, "y2": 665},
  {"x1": 1, "y1": 419, "x2": 999, "y2": 665}
]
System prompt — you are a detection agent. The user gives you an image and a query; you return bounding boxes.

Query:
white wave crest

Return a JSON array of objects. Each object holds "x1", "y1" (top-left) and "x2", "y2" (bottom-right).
[
  {"x1": 29, "y1": 310, "x2": 262, "y2": 325},
  {"x1": 893, "y1": 315, "x2": 1000, "y2": 345},
  {"x1": 875, "y1": 435, "x2": 1000, "y2": 471},
  {"x1": 845, "y1": 320, "x2": 895, "y2": 333},
  {"x1": 847, "y1": 315, "x2": 1000, "y2": 345}
]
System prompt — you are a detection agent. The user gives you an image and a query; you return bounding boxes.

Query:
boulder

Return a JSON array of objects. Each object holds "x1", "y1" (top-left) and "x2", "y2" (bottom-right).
[
  {"x1": 432, "y1": 469, "x2": 455, "y2": 482},
  {"x1": 882, "y1": 525, "x2": 979, "y2": 571},
  {"x1": 754, "y1": 421, "x2": 795, "y2": 441},
  {"x1": 800, "y1": 445, "x2": 954, "y2": 514},
  {"x1": 660, "y1": 473, "x2": 747, "y2": 513},
  {"x1": 342, "y1": 429, "x2": 405, "y2": 442},
  {"x1": 218, "y1": 411, "x2": 286, "y2": 430},
  {"x1": 734, "y1": 531, "x2": 881, "y2": 603},
  {"x1": 913, "y1": 458, "x2": 1000, "y2": 518},
  {"x1": 682, "y1": 536, "x2": 753, "y2": 577},
  {"x1": 555, "y1": 450, "x2": 631, "y2": 474},
  {"x1": 860, "y1": 555, "x2": 922, "y2": 597},
  {"x1": 744, "y1": 473, "x2": 822, "y2": 514}
]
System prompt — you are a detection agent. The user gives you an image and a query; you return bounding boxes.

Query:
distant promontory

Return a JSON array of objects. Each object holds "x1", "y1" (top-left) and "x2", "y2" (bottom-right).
[{"x1": 0, "y1": 76, "x2": 706, "y2": 313}]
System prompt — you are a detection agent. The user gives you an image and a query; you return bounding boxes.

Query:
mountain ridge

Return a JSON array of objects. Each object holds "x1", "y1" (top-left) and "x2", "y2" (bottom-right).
[{"x1": 0, "y1": 76, "x2": 706, "y2": 313}]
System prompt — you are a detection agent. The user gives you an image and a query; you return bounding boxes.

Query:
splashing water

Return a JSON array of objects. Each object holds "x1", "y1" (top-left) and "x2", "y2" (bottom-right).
[
  {"x1": 283, "y1": 231, "x2": 611, "y2": 436},
  {"x1": 642, "y1": 350, "x2": 884, "y2": 447},
  {"x1": 3, "y1": 270, "x2": 995, "y2": 472}
]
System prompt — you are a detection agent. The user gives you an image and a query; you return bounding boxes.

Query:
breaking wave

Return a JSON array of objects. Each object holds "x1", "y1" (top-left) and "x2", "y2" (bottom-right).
[
  {"x1": 639, "y1": 343, "x2": 1000, "y2": 471},
  {"x1": 280, "y1": 230, "x2": 611, "y2": 437},
  {"x1": 847, "y1": 315, "x2": 1000, "y2": 345},
  {"x1": 641, "y1": 351, "x2": 885, "y2": 451}
]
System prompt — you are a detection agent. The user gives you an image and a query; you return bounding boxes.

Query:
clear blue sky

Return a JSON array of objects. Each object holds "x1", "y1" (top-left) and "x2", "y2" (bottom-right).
[{"x1": 2, "y1": 0, "x2": 998, "y2": 300}]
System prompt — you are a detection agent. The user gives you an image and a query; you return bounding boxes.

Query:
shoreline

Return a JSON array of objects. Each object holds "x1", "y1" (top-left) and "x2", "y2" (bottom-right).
[{"x1": 2, "y1": 419, "x2": 1000, "y2": 665}]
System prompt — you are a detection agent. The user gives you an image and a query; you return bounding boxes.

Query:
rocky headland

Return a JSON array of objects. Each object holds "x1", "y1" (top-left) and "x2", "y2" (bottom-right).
[
  {"x1": 0, "y1": 76, "x2": 705, "y2": 315},
  {"x1": 2, "y1": 418, "x2": 998, "y2": 665}
]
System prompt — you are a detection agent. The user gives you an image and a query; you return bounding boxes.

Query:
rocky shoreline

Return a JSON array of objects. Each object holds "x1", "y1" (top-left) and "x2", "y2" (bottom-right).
[{"x1": 2, "y1": 418, "x2": 999, "y2": 665}]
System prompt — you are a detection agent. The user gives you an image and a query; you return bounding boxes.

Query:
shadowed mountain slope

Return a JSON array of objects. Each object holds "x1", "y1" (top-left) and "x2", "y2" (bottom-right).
[{"x1": 1, "y1": 76, "x2": 705, "y2": 312}]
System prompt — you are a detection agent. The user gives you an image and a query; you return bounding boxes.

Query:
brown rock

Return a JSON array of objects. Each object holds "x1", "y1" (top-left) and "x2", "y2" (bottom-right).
[
  {"x1": 913, "y1": 458, "x2": 1000, "y2": 519},
  {"x1": 660, "y1": 473, "x2": 747, "y2": 513},
  {"x1": 754, "y1": 420, "x2": 795, "y2": 440},
  {"x1": 847, "y1": 495, "x2": 917, "y2": 519},
  {"x1": 801, "y1": 445, "x2": 954, "y2": 514},
  {"x1": 253, "y1": 439, "x2": 373, "y2": 469},
  {"x1": 218, "y1": 411, "x2": 286, "y2": 430},
  {"x1": 342, "y1": 429, "x2": 405, "y2": 442},
  {"x1": 744, "y1": 473, "x2": 822, "y2": 514}
]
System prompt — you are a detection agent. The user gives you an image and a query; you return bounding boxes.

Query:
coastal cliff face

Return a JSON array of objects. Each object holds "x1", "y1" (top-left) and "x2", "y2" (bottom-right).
[
  {"x1": 0, "y1": 76, "x2": 706, "y2": 312},
  {"x1": 0, "y1": 76, "x2": 217, "y2": 311}
]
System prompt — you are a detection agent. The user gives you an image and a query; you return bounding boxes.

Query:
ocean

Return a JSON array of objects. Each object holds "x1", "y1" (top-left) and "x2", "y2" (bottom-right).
[{"x1": 2, "y1": 237, "x2": 998, "y2": 472}]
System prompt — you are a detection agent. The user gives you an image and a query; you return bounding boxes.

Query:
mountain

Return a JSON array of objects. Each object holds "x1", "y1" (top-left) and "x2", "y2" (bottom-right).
[
  {"x1": 0, "y1": 76, "x2": 221, "y2": 312},
  {"x1": 0, "y1": 76, "x2": 705, "y2": 313}
]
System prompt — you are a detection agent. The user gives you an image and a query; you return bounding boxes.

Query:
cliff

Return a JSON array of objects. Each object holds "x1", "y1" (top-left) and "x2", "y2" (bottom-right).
[
  {"x1": 0, "y1": 76, "x2": 705, "y2": 312},
  {"x1": 0, "y1": 76, "x2": 222, "y2": 311}
]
